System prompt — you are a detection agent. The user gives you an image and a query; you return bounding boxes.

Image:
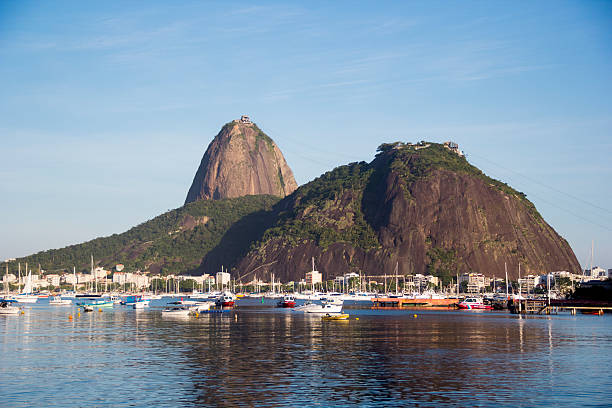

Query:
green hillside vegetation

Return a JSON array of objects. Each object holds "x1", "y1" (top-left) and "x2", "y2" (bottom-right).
[
  {"x1": 377, "y1": 142, "x2": 541, "y2": 218},
  {"x1": 17, "y1": 195, "x2": 280, "y2": 275},
  {"x1": 253, "y1": 161, "x2": 381, "y2": 252}
]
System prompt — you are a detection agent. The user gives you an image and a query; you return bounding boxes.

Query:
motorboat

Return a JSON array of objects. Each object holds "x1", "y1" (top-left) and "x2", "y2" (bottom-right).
[
  {"x1": 121, "y1": 295, "x2": 142, "y2": 306},
  {"x1": 132, "y1": 299, "x2": 150, "y2": 309},
  {"x1": 49, "y1": 296, "x2": 72, "y2": 306},
  {"x1": 295, "y1": 299, "x2": 343, "y2": 314},
  {"x1": 216, "y1": 291, "x2": 235, "y2": 307},
  {"x1": 277, "y1": 294, "x2": 296, "y2": 308},
  {"x1": 167, "y1": 300, "x2": 215, "y2": 312},
  {"x1": 0, "y1": 300, "x2": 20, "y2": 315},
  {"x1": 457, "y1": 297, "x2": 492, "y2": 310},
  {"x1": 161, "y1": 306, "x2": 193, "y2": 317},
  {"x1": 78, "y1": 299, "x2": 114, "y2": 309}
]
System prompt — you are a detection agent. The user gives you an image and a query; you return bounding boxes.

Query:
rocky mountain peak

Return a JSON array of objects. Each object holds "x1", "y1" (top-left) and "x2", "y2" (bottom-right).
[{"x1": 185, "y1": 117, "x2": 298, "y2": 204}]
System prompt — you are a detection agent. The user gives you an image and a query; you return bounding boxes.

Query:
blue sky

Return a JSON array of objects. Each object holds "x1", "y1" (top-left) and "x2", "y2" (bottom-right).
[{"x1": 1, "y1": 1, "x2": 611, "y2": 270}]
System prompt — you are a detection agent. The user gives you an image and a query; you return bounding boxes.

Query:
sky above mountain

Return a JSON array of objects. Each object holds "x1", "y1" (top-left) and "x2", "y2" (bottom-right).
[{"x1": 1, "y1": 0, "x2": 611, "y2": 269}]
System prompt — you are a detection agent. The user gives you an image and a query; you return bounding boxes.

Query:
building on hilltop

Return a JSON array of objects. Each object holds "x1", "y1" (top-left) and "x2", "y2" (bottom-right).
[
  {"x1": 444, "y1": 141, "x2": 464, "y2": 157},
  {"x1": 240, "y1": 115, "x2": 251, "y2": 124}
]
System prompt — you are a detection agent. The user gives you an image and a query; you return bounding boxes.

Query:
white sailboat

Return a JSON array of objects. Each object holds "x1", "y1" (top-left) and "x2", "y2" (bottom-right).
[{"x1": 14, "y1": 268, "x2": 38, "y2": 303}]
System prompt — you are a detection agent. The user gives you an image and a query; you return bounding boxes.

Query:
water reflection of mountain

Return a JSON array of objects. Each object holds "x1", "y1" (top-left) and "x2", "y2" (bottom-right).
[{"x1": 177, "y1": 312, "x2": 553, "y2": 406}]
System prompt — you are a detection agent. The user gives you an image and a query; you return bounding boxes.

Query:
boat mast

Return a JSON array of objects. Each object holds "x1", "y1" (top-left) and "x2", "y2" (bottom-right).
[
  {"x1": 73, "y1": 266, "x2": 76, "y2": 293},
  {"x1": 18, "y1": 262, "x2": 21, "y2": 294},
  {"x1": 456, "y1": 272, "x2": 459, "y2": 297},
  {"x1": 311, "y1": 257, "x2": 315, "y2": 293},
  {"x1": 504, "y1": 262, "x2": 508, "y2": 299},
  {"x1": 518, "y1": 262, "x2": 522, "y2": 314},
  {"x1": 395, "y1": 262, "x2": 399, "y2": 295},
  {"x1": 591, "y1": 240, "x2": 594, "y2": 278},
  {"x1": 91, "y1": 255, "x2": 96, "y2": 294}
]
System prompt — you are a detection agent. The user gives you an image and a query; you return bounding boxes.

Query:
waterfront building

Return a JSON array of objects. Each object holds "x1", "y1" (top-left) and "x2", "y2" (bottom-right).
[
  {"x1": 112, "y1": 272, "x2": 150, "y2": 289},
  {"x1": 519, "y1": 275, "x2": 538, "y2": 294},
  {"x1": 584, "y1": 266, "x2": 608, "y2": 281},
  {"x1": 216, "y1": 271, "x2": 231, "y2": 289},
  {"x1": 46, "y1": 274, "x2": 61, "y2": 287},
  {"x1": 460, "y1": 273, "x2": 490, "y2": 293},
  {"x1": 305, "y1": 269, "x2": 322, "y2": 286}
]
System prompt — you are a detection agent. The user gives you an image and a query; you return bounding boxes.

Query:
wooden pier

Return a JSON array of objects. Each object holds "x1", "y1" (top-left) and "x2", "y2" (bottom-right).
[{"x1": 510, "y1": 299, "x2": 612, "y2": 315}]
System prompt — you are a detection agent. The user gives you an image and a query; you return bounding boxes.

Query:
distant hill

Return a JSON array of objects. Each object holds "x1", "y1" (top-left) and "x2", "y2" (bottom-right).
[
  {"x1": 185, "y1": 117, "x2": 297, "y2": 204},
  {"x1": 17, "y1": 195, "x2": 280, "y2": 275}
]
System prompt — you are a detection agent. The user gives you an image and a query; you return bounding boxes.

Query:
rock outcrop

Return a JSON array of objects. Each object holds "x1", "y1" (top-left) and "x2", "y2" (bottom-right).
[
  {"x1": 229, "y1": 142, "x2": 580, "y2": 283},
  {"x1": 185, "y1": 117, "x2": 298, "y2": 204}
]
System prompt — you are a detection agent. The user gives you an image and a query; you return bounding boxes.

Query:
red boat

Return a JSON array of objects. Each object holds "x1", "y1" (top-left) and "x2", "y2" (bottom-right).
[
  {"x1": 216, "y1": 291, "x2": 235, "y2": 307},
  {"x1": 277, "y1": 294, "x2": 296, "y2": 308},
  {"x1": 457, "y1": 297, "x2": 492, "y2": 310}
]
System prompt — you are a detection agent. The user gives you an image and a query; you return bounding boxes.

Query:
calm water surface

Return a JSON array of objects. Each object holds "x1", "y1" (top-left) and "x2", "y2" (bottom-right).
[{"x1": 1, "y1": 299, "x2": 611, "y2": 407}]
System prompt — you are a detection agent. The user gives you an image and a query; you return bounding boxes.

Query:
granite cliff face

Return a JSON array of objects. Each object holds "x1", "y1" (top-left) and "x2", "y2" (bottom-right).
[
  {"x1": 185, "y1": 118, "x2": 298, "y2": 204},
  {"x1": 229, "y1": 142, "x2": 579, "y2": 283}
]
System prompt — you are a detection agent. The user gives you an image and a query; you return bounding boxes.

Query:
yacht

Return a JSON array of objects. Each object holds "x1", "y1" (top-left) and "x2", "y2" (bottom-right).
[
  {"x1": 457, "y1": 297, "x2": 492, "y2": 310},
  {"x1": 161, "y1": 305, "x2": 192, "y2": 317},
  {"x1": 0, "y1": 300, "x2": 21, "y2": 315},
  {"x1": 49, "y1": 296, "x2": 72, "y2": 306},
  {"x1": 294, "y1": 299, "x2": 343, "y2": 314}
]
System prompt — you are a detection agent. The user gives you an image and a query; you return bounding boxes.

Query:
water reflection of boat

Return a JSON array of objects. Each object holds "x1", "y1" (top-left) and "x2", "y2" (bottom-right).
[
  {"x1": 457, "y1": 297, "x2": 492, "y2": 310},
  {"x1": 277, "y1": 294, "x2": 296, "y2": 308}
]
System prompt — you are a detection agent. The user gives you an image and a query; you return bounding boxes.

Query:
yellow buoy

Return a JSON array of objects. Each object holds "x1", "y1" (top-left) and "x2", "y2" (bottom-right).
[
  {"x1": 98, "y1": 308, "x2": 102, "y2": 312},
  {"x1": 68, "y1": 315, "x2": 73, "y2": 320},
  {"x1": 77, "y1": 312, "x2": 81, "y2": 317},
  {"x1": 21, "y1": 311, "x2": 25, "y2": 315},
  {"x1": 355, "y1": 317, "x2": 359, "y2": 321},
  {"x1": 413, "y1": 314, "x2": 417, "y2": 318}
]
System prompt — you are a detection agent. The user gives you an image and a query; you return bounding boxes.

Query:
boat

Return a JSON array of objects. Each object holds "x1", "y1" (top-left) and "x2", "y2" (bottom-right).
[
  {"x1": 13, "y1": 270, "x2": 38, "y2": 303},
  {"x1": 580, "y1": 309, "x2": 604, "y2": 315},
  {"x1": 277, "y1": 294, "x2": 296, "y2": 308},
  {"x1": 132, "y1": 299, "x2": 150, "y2": 309},
  {"x1": 121, "y1": 295, "x2": 142, "y2": 306},
  {"x1": 161, "y1": 306, "x2": 193, "y2": 317},
  {"x1": 49, "y1": 296, "x2": 72, "y2": 305},
  {"x1": 78, "y1": 299, "x2": 114, "y2": 309},
  {"x1": 216, "y1": 291, "x2": 235, "y2": 308},
  {"x1": 295, "y1": 299, "x2": 344, "y2": 314},
  {"x1": 0, "y1": 300, "x2": 21, "y2": 315},
  {"x1": 457, "y1": 297, "x2": 492, "y2": 310},
  {"x1": 166, "y1": 300, "x2": 215, "y2": 312},
  {"x1": 321, "y1": 313, "x2": 349, "y2": 321}
]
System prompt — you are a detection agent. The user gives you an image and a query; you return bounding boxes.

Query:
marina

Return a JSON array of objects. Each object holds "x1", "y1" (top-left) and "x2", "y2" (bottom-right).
[{"x1": 1, "y1": 296, "x2": 611, "y2": 407}]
